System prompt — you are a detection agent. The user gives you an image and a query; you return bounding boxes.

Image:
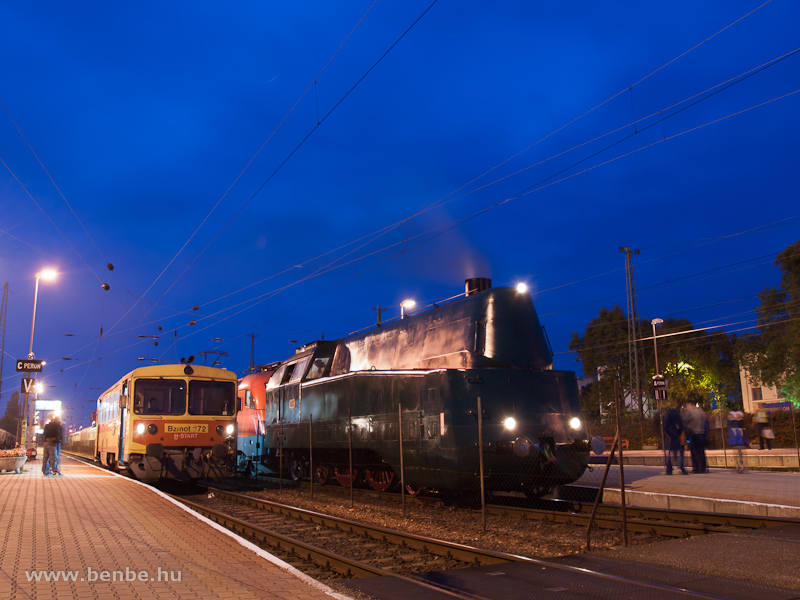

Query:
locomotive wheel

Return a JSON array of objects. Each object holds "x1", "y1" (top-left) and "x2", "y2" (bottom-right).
[
  {"x1": 404, "y1": 484, "x2": 426, "y2": 497},
  {"x1": 334, "y1": 466, "x2": 359, "y2": 488},
  {"x1": 315, "y1": 464, "x2": 331, "y2": 485},
  {"x1": 289, "y1": 458, "x2": 305, "y2": 482},
  {"x1": 364, "y1": 466, "x2": 395, "y2": 492},
  {"x1": 524, "y1": 485, "x2": 553, "y2": 500}
]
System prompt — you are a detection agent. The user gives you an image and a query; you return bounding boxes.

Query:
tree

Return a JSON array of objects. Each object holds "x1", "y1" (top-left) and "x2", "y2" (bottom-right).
[
  {"x1": 740, "y1": 240, "x2": 800, "y2": 408},
  {"x1": 0, "y1": 391, "x2": 21, "y2": 437},
  {"x1": 571, "y1": 307, "x2": 741, "y2": 417},
  {"x1": 569, "y1": 305, "x2": 648, "y2": 418}
]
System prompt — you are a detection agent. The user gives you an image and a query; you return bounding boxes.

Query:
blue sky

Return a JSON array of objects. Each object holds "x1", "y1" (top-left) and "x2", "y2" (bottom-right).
[{"x1": 1, "y1": 1, "x2": 798, "y2": 429}]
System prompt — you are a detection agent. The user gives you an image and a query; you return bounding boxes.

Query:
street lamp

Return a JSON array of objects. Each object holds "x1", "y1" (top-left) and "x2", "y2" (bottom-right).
[
  {"x1": 651, "y1": 318, "x2": 664, "y2": 377},
  {"x1": 400, "y1": 299, "x2": 416, "y2": 319},
  {"x1": 21, "y1": 269, "x2": 57, "y2": 447},
  {"x1": 651, "y1": 318, "x2": 665, "y2": 461}
]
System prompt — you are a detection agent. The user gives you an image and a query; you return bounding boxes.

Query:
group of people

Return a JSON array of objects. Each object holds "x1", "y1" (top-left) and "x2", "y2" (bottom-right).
[
  {"x1": 41, "y1": 415, "x2": 63, "y2": 476},
  {"x1": 663, "y1": 402, "x2": 775, "y2": 475},
  {"x1": 663, "y1": 401, "x2": 709, "y2": 475}
]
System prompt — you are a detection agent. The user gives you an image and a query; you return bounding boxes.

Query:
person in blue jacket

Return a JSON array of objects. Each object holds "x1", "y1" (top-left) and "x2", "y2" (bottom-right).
[{"x1": 664, "y1": 402, "x2": 688, "y2": 475}]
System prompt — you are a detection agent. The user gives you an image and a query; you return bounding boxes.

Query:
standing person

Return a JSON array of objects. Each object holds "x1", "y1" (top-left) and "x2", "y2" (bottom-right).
[
  {"x1": 664, "y1": 402, "x2": 688, "y2": 475},
  {"x1": 727, "y1": 411, "x2": 747, "y2": 473},
  {"x1": 42, "y1": 417, "x2": 63, "y2": 476},
  {"x1": 754, "y1": 408, "x2": 773, "y2": 450},
  {"x1": 52, "y1": 415, "x2": 64, "y2": 474},
  {"x1": 682, "y1": 402, "x2": 708, "y2": 473}
]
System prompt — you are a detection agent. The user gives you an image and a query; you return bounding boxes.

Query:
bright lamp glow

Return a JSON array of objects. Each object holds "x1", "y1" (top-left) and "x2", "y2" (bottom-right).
[
  {"x1": 136, "y1": 423, "x2": 145, "y2": 435},
  {"x1": 400, "y1": 299, "x2": 416, "y2": 319},
  {"x1": 503, "y1": 417, "x2": 517, "y2": 431},
  {"x1": 39, "y1": 269, "x2": 57, "y2": 281},
  {"x1": 225, "y1": 424, "x2": 235, "y2": 435},
  {"x1": 569, "y1": 417, "x2": 582, "y2": 430},
  {"x1": 515, "y1": 282, "x2": 528, "y2": 294}
]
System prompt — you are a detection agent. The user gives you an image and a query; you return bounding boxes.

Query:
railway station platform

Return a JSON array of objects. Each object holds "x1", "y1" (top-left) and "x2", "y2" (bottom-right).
[
  {"x1": 0, "y1": 455, "x2": 350, "y2": 600},
  {"x1": 574, "y1": 451, "x2": 800, "y2": 518}
]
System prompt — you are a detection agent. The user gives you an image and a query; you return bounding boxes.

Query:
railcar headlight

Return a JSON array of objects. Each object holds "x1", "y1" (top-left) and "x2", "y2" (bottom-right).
[
  {"x1": 569, "y1": 417, "x2": 582, "y2": 430},
  {"x1": 503, "y1": 417, "x2": 517, "y2": 431},
  {"x1": 147, "y1": 424, "x2": 158, "y2": 435},
  {"x1": 136, "y1": 423, "x2": 145, "y2": 435},
  {"x1": 225, "y1": 424, "x2": 235, "y2": 436},
  {"x1": 216, "y1": 425, "x2": 224, "y2": 435}
]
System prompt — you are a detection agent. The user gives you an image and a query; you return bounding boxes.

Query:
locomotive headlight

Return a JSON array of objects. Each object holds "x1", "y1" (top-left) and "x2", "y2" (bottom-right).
[
  {"x1": 147, "y1": 424, "x2": 158, "y2": 435},
  {"x1": 225, "y1": 424, "x2": 235, "y2": 436},
  {"x1": 503, "y1": 417, "x2": 517, "y2": 431},
  {"x1": 136, "y1": 423, "x2": 145, "y2": 435},
  {"x1": 569, "y1": 417, "x2": 582, "y2": 430}
]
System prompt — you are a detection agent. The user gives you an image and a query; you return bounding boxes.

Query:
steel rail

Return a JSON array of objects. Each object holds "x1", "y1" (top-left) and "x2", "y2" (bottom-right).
[
  {"x1": 225, "y1": 476, "x2": 799, "y2": 537},
  {"x1": 206, "y1": 487, "x2": 520, "y2": 566},
  {"x1": 486, "y1": 503, "x2": 800, "y2": 536},
  {"x1": 180, "y1": 489, "x2": 739, "y2": 600}
]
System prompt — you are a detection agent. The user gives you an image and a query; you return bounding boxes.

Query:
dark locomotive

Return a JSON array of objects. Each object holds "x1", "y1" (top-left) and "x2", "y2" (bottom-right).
[{"x1": 245, "y1": 278, "x2": 595, "y2": 497}]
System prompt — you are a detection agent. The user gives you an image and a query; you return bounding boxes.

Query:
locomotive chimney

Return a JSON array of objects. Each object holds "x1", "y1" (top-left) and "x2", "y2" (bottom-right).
[{"x1": 465, "y1": 277, "x2": 492, "y2": 296}]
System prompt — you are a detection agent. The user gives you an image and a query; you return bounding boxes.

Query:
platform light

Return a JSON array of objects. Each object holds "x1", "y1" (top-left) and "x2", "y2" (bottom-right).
[
  {"x1": 503, "y1": 416, "x2": 517, "y2": 431},
  {"x1": 569, "y1": 417, "x2": 582, "y2": 430},
  {"x1": 515, "y1": 282, "x2": 528, "y2": 294},
  {"x1": 400, "y1": 299, "x2": 416, "y2": 319}
]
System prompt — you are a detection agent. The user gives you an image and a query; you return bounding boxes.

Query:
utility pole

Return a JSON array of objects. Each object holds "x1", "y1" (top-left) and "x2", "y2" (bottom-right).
[
  {"x1": 371, "y1": 306, "x2": 386, "y2": 328},
  {"x1": 619, "y1": 247, "x2": 648, "y2": 420},
  {"x1": 249, "y1": 333, "x2": 258, "y2": 370}
]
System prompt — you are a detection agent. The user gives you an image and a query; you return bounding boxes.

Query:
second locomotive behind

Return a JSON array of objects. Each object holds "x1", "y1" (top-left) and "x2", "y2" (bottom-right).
[{"x1": 242, "y1": 278, "x2": 594, "y2": 497}]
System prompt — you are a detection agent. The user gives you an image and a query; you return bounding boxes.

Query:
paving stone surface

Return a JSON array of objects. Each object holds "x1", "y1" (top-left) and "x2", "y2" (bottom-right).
[{"x1": 0, "y1": 456, "x2": 350, "y2": 600}]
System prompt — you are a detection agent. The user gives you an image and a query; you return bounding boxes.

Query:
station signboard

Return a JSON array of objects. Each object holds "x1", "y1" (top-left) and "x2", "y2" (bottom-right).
[{"x1": 16, "y1": 359, "x2": 44, "y2": 372}]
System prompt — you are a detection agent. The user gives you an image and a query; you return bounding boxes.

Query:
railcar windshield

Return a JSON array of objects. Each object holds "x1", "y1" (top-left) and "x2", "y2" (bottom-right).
[
  {"x1": 188, "y1": 380, "x2": 236, "y2": 416},
  {"x1": 134, "y1": 379, "x2": 186, "y2": 415}
]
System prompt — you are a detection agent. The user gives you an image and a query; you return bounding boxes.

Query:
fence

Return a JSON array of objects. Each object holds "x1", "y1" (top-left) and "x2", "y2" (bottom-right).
[{"x1": 263, "y1": 397, "x2": 627, "y2": 539}]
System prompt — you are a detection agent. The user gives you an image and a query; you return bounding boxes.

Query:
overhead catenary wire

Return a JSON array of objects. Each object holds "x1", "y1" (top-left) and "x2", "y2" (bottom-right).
[{"x1": 108, "y1": 0, "x2": 779, "y2": 342}]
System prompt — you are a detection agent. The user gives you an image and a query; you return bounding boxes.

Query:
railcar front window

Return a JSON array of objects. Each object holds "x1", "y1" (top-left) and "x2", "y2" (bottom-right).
[
  {"x1": 189, "y1": 381, "x2": 236, "y2": 416},
  {"x1": 133, "y1": 379, "x2": 186, "y2": 415}
]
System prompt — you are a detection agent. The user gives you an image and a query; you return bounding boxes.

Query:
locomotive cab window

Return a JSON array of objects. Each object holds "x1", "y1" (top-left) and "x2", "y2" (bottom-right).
[
  {"x1": 133, "y1": 379, "x2": 186, "y2": 415},
  {"x1": 289, "y1": 356, "x2": 311, "y2": 383},
  {"x1": 306, "y1": 356, "x2": 331, "y2": 380},
  {"x1": 267, "y1": 365, "x2": 288, "y2": 389},
  {"x1": 189, "y1": 380, "x2": 237, "y2": 416}
]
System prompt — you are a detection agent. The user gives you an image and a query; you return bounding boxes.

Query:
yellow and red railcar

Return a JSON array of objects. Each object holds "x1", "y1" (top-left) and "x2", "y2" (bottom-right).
[{"x1": 95, "y1": 364, "x2": 238, "y2": 482}]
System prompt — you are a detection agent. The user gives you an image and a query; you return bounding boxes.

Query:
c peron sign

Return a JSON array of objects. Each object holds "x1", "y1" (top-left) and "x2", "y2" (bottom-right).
[{"x1": 16, "y1": 359, "x2": 43, "y2": 372}]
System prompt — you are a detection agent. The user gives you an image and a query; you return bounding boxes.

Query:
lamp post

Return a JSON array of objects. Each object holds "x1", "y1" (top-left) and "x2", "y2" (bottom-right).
[
  {"x1": 400, "y1": 299, "x2": 416, "y2": 319},
  {"x1": 21, "y1": 269, "x2": 57, "y2": 447},
  {"x1": 651, "y1": 318, "x2": 666, "y2": 462}
]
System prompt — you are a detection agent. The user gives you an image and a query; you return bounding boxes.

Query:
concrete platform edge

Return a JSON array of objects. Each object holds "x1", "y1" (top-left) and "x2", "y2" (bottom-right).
[
  {"x1": 602, "y1": 487, "x2": 800, "y2": 518},
  {"x1": 81, "y1": 460, "x2": 352, "y2": 600}
]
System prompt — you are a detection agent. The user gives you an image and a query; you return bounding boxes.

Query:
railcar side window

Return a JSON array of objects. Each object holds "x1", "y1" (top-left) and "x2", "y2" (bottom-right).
[
  {"x1": 244, "y1": 390, "x2": 255, "y2": 409},
  {"x1": 306, "y1": 356, "x2": 331, "y2": 380},
  {"x1": 289, "y1": 356, "x2": 311, "y2": 383},
  {"x1": 133, "y1": 379, "x2": 186, "y2": 415},
  {"x1": 267, "y1": 365, "x2": 287, "y2": 389},
  {"x1": 188, "y1": 381, "x2": 236, "y2": 415}
]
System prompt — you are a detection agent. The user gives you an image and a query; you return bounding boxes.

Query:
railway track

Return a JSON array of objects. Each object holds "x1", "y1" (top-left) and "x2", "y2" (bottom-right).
[
  {"x1": 170, "y1": 487, "x2": 781, "y2": 600},
  {"x1": 171, "y1": 488, "x2": 519, "y2": 578},
  {"x1": 217, "y1": 476, "x2": 800, "y2": 539}
]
